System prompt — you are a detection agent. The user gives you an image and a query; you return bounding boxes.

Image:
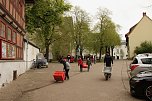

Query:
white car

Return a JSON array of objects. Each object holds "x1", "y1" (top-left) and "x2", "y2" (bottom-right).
[{"x1": 130, "y1": 53, "x2": 152, "y2": 77}]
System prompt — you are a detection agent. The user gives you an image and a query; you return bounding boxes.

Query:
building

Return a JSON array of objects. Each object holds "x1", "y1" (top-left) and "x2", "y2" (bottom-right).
[
  {"x1": 0, "y1": 0, "x2": 36, "y2": 88},
  {"x1": 125, "y1": 12, "x2": 152, "y2": 58},
  {"x1": 113, "y1": 40, "x2": 128, "y2": 59}
]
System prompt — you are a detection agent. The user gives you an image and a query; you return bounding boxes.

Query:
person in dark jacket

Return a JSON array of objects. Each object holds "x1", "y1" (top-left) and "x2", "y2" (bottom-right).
[
  {"x1": 86, "y1": 58, "x2": 92, "y2": 72},
  {"x1": 104, "y1": 52, "x2": 113, "y2": 67}
]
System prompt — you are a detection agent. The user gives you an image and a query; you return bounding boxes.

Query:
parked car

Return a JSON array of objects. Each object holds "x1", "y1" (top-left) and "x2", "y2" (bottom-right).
[
  {"x1": 63, "y1": 56, "x2": 75, "y2": 63},
  {"x1": 129, "y1": 70, "x2": 152, "y2": 101},
  {"x1": 130, "y1": 53, "x2": 152, "y2": 72},
  {"x1": 36, "y1": 53, "x2": 48, "y2": 68}
]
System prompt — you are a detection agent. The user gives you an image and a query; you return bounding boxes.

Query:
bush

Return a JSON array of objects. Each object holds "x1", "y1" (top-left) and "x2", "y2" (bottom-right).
[{"x1": 134, "y1": 41, "x2": 152, "y2": 54}]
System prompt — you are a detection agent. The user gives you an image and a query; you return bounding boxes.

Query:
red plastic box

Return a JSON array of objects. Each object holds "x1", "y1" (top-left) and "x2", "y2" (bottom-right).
[
  {"x1": 82, "y1": 64, "x2": 88, "y2": 68},
  {"x1": 53, "y1": 71, "x2": 65, "y2": 82}
]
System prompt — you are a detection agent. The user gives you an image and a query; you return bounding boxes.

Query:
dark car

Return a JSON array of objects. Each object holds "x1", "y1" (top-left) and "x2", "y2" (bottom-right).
[
  {"x1": 129, "y1": 70, "x2": 152, "y2": 101},
  {"x1": 36, "y1": 53, "x2": 48, "y2": 68}
]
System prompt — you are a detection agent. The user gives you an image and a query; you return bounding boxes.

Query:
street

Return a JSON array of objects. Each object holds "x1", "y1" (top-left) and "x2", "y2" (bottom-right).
[{"x1": 15, "y1": 60, "x2": 144, "y2": 101}]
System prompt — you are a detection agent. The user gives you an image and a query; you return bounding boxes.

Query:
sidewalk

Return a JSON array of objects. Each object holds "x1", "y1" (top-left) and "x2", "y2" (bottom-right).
[{"x1": 0, "y1": 63, "x2": 79, "y2": 101}]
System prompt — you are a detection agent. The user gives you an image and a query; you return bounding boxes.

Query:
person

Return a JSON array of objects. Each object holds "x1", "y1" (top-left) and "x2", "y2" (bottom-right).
[
  {"x1": 104, "y1": 52, "x2": 113, "y2": 67},
  {"x1": 86, "y1": 58, "x2": 92, "y2": 72},
  {"x1": 78, "y1": 56, "x2": 83, "y2": 72},
  {"x1": 61, "y1": 59, "x2": 70, "y2": 80},
  {"x1": 67, "y1": 55, "x2": 71, "y2": 63}
]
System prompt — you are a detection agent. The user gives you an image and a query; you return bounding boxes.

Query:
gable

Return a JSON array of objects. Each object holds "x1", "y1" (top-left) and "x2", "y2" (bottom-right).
[{"x1": 125, "y1": 13, "x2": 152, "y2": 37}]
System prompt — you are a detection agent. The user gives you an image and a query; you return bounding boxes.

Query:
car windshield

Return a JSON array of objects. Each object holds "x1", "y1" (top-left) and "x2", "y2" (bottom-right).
[{"x1": 141, "y1": 58, "x2": 152, "y2": 64}]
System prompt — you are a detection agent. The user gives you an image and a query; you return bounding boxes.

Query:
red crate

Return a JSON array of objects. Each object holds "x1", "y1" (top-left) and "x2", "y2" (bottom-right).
[
  {"x1": 82, "y1": 64, "x2": 88, "y2": 68},
  {"x1": 53, "y1": 71, "x2": 65, "y2": 82}
]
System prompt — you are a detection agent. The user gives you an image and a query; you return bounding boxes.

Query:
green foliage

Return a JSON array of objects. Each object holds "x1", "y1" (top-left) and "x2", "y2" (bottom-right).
[
  {"x1": 134, "y1": 41, "x2": 152, "y2": 54},
  {"x1": 72, "y1": 6, "x2": 91, "y2": 57},
  {"x1": 52, "y1": 17, "x2": 74, "y2": 58},
  {"x1": 25, "y1": 0, "x2": 71, "y2": 60},
  {"x1": 90, "y1": 8, "x2": 121, "y2": 61}
]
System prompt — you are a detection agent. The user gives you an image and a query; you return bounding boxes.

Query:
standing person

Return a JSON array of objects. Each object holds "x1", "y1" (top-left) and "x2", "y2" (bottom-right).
[
  {"x1": 104, "y1": 52, "x2": 113, "y2": 67},
  {"x1": 78, "y1": 56, "x2": 83, "y2": 72},
  {"x1": 61, "y1": 59, "x2": 70, "y2": 80},
  {"x1": 86, "y1": 58, "x2": 92, "y2": 72},
  {"x1": 67, "y1": 54, "x2": 71, "y2": 63}
]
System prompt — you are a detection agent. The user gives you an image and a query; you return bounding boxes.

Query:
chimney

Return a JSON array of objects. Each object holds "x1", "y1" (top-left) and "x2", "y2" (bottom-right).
[{"x1": 143, "y1": 12, "x2": 146, "y2": 16}]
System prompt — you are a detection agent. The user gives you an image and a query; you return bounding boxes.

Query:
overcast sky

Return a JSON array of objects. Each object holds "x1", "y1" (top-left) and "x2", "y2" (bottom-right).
[{"x1": 67, "y1": 0, "x2": 152, "y2": 40}]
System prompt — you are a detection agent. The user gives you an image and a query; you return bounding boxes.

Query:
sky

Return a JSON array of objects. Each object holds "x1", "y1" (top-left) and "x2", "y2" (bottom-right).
[{"x1": 67, "y1": 0, "x2": 152, "y2": 40}]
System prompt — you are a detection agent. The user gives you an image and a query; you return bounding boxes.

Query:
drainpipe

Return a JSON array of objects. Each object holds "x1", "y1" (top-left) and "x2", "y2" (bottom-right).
[{"x1": 26, "y1": 40, "x2": 29, "y2": 71}]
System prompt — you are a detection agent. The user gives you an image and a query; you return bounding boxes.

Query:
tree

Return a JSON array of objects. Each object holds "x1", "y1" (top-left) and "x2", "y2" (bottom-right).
[
  {"x1": 52, "y1": 17, "x2": 74, "y2": 60},
  {"x1": 134, "y1": 41, "x2": 152, "y2": 54},
  {"x1": 93, "y1": 8, "x2": 121, "y2": 61},
  {"x1": 26, "y1": 0, "x2": 71, "y2": 61},
  {"x1": 72, "y1": 6, "x2": 91, "y2": 59}
]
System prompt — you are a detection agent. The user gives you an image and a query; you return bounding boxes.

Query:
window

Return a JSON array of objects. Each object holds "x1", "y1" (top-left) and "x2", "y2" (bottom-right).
[
  {"x1": 16, "y1": 47, "x2": 22, "y2": 59},
  {"x1": 7, "y1": 27, "x2": 12, "y2": 41},
  {"x1": 16, "y1": 33, "x2": 20, "y2": 46},
  {"x1": 1, "y1": 41, "x2": 16, "y2": 59},
  {"x1": 12, "y1": 31, "x2": 16, "y2": 43},
  {"x1": 141, "y1": 58, "x2": 152, "y2": 64},
  {"x1": 0, "y1": 21, "x2": 6, "y2": 38},
  {"x1": 132, "y1": 58, "x2": 138, "y2": 64},
  {"x1": 8, "y1": 43, "x2": 16, "y2": 58},
  {"x1": 0, "y1": 21, "x2": 23, "y2": 60},
  {"x1": 2, "y1": 41, "x2": 7, "y2": 58}
]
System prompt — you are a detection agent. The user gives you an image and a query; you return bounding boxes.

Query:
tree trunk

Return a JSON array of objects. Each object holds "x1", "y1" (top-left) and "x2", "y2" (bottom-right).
[
  {"x1": 111, "y1": 46, "x2": 114, "y2": 58},
  {"x1": 75, "y1": 44, "x2": 79, "y2": 61},
  {"x1": 99, "y1": 46, "x2": 102, "y2": 62},
  {"x1": 45, "y1": 45, "x2": 50, "y2": 62}
]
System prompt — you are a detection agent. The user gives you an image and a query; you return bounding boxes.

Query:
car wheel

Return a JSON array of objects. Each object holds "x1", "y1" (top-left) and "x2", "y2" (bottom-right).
[
  {"x1": 46, "y1": 65, "x2": 48, "y2": 68},
  {"x1": 38, "y1": 64, "x2": 42, "y2": 68},
  {"x1": 145, "y1": 85, "x2": 152, "y2": 101}
]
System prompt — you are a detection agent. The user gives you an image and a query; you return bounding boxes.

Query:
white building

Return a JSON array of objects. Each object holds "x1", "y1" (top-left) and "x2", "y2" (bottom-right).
[
  {"x1": 0, "y1": 39, "x2": 39, "y2": 88},
  {"x1": 113, "y1": 40, "x2": 128, "y2": 59}
]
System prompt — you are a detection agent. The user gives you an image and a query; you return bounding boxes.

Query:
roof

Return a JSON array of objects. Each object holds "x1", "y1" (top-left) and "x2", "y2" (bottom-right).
[
  {"x1": 125, "y1": 12, "x2": 152, "y2": 37},
  {"x1": 23, "y1": 38, "x2": 40, "y2": 50}
]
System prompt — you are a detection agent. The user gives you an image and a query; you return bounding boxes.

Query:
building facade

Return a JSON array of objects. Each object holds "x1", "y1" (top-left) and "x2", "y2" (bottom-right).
[
  {"x1": 113, "y1": 40, "x2": 128, "y2": 59},
  {"x1": 125, "y1": 12, "x2": 152, "y2": 58},
  {"x1": 0, "y1": 0, "x2": 36, "y2": 88}
]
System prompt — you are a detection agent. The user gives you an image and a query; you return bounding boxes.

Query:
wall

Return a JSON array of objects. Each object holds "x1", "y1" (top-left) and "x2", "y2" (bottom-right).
[
  {"x1": 0, "y1": 41, "x2": 39, "y2": 87},
  {"x1": 129, "y1": 15, "x2": 152, "y2": 58}
]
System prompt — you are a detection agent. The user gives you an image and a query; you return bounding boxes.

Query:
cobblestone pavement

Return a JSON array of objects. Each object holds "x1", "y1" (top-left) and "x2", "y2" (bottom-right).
[{"x1": 0, "y1": 60, "x2": 145, "y2": 101}]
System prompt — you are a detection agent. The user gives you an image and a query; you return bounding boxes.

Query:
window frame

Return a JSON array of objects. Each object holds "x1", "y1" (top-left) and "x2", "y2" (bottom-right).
[
  {"x1": 7, "y1": 26, "x2": 12, "y2": 42},
  {"x1": 0, "y1": 21, "x2": 6, "y2": 39},
  {"x1": 0, "y1": 20, "x2": 23, "y2": 60}
]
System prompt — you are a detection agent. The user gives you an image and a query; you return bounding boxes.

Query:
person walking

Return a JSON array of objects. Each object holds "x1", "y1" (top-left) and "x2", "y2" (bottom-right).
[
  {"x1": 61, "y1": 59, "x2": 70, "y2": 80},
  {"x1": 86, "y1": 58, "x2": 92, "y2": 72},
  {"x1": 78, "y1": 56, "x2": 83, "y2": 72},
  {"x1": 104, "y1": 52, "x2": 113, "y2": 67}
]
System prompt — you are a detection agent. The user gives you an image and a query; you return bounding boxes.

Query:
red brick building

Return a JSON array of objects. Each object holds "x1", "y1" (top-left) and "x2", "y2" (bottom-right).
[
  {"x1": 0, "y1": 0, "x2": 37, "y2": 88},
  {"x1": 0, "y1": 0, "x2": 34, "y2": 60}
]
